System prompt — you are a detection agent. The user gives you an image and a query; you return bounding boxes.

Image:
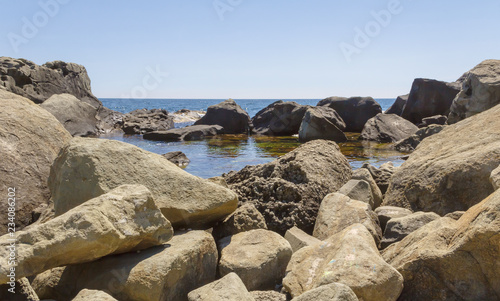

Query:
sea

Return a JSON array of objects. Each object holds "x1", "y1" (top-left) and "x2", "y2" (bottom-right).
[{"x1": 100, "y1": 98, "x2": 405, "y2": 179}]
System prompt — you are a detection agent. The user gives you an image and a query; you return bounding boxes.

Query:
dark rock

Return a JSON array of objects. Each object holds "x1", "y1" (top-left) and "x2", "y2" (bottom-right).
[
  {"x1": 360, "y1": 113, "x2": 419, "y2": 143},
  {"x1": 381, "y1": 211, "x2": 440, "y2": 249},
  {"x1": 298, "y1": 107, "x2": 347, "y2": 143},
  {"x1": 401, "y1": 78, "x2": 461, "y2": 124},
  {"x1": 361, "y1": 162, "x2": 397, "y2": 194},
  {"x1": 385, "y1": 94, "x2": 408, "y2": 116},
  {"x1": 374, "y1": 206, "x2": 413, "y2": 232},
  {"x1": 143, "y1": 125, "x2": 224, "y2": 142},
  {"x1": 394, "y1": 124, "x2": 446, "y2": 152},
  {"x1": 252, "y1": 101, "x2": 311, "y2": 135},
  {"x1": 417, "y1": 115, "x2": 448, "y2": 128},
  {"x1": 224, "y1": 140, "x2": 352, "y2": 234},
  {"x1": 317, "y1": 96, "x2": 382, "y2": 132},
  {"x1": 123, "y1": 108, "x2": 174, "y2": 135},
  {"x1": 0, "y1": 277, "x2": 39, "y2": 301},
  {"x1": 194, "y1": 99, "x2": 252, "y2": 134},
  {"x1": 162, "y1": 151, "x2": 190, "y2": 167}
]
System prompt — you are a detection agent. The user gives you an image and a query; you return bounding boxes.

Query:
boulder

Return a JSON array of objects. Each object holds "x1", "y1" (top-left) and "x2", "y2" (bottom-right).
[
  {"x1": 40, "y1": 93, "x2": 99, "y2": 136},
  {"x1": 374, "y1": 206, "x2": 413, "y2": 232},
  {"x1": 394, "y1": 124, "x2": 446, "y2": 152},
  {"x1": 382, "y1": 189, "x2": 500, "y2": 300},
  {"x1": 383, "y1": 102, "x2": 500, "y2": 215},
  {"x1": 173, "y1": 109, "x2": 206, "y2": 123},
  {"x1": 162, "y1": 151, "x2": 190, "y2": 167},
  {"x1": 123, "y1": 108, "x2": 174, "y2": 135},
  {"x1": 284, "y1": 226, "x2": 321, "y2": 253},
  {"x1": 194, "y1": 99, "x2": 252, "y2": 134},
  {"x1": 338, "y1": 180, "x2": 376, "y2": 209},
  {"x1": 49, "y1": 138, "x2": 238, "y2": 228},
  {"x1": 291, "y1": 283, "x2": 359, "y2": 301},
  {"x1": 212, "y1": 203, "x2": 267, "y2": 241},
  {"x1": 491, "y1": 165, "x2": 500, "y2": 190},
  {"x1": 251, "y1": 291, "x2": 286, "y2": 301},
  {"x1": 351, "y1": 168, "x2": 383, "y2": 209},
  {"x1": 360, "y1": 113, "x2": 419, "y2": 143},
  {"x1": 143, "y1": 125, "x2": 224, "y2": 141},
  {"x1": 283, "y1": 224, "x2": 403, "y2": 301},
  {"x1": 251, "y1": 101, "x2": 311, "y2": 135},
  {"x1": 0, "y1": 185, "x2": 172, "y2": 284},
  {"x1": 417, "y1": 115, "x2": 448, "y2": 127},
  {"x1": 298, "y1": 107, "x2": 347, "y2": 143},
  {"x1": 225, "y1": 140, "x2": 352, "y2": 234},
  {"x1": 188, "y1": 273, "x2": 254, "y2": 301},
  {"x1": 448, "y1": 59, "x2": 500, "y2": 124},
  {"x1": 385, "y1": 94, "x2": 408, "y2": 116},
  {"x1": 72, "y1": 289, "x2": 118, "y2": 301},
  {"x1": 317, "y1": 96, "x2": 382, "y2": 132},
  {"x1": 401, "y1": 78, "x2": 461, "y2": 124},
  {"x1": 313, "y1": 193, "x2": 382, "y2": 246},
  {"x1": 32, "y1": 231, "x2": 218, "y2": 301},
  {"x1": 0, "y1": 90, "x2": 71, "y2": 233},
  {"x1": 218, "y1": 229, "x2": 293, "y2": 291},
  {"x1": 444, "y1": 211, "x2": 465, "y2": 220},
  {"x1": 361, "y1": 162, "x2": 397, "y2": 194},
  {"x1": 0, "y1": 277, "x2": 39, "y2": 301},
  {"x1": 380, "y1": 211, "x2": 440, "y2": 249}
]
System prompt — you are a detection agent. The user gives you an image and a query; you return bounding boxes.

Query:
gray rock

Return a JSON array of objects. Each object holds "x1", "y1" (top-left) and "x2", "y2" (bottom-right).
[
  {"x1": 284, "y1": 226, "x2": 321, "y2": 253},
  {"x1": 394, "y1": 124, "x2": 446, "y2": 152},
  {"x1": 143, "y1": 125, "x2": 224, "y2": 141},
  {"x1": 444, "y1": 211, "x2": 465, "y2": 220},
  {"x1": 212, "y1": 203, "x2": 267, "y2": 241},
  {"x1": 418, "y1": 115, "x2": 448, "y2": 127},
  {"x1": 385, "y1": 94, "x2": 408, "y2": 116},
  {"x1": 317, "y1": 96, "x2": 382, "y2": 132},
  {"x1": 123, "y1": 108, "x2": 174, "y2": 134},
  {"x1": 360, "y1": 113, "x2": 419, "y2": 143},
  {"x1": 374, "y1": 206, "x2": 413, "y2": 232},
  {"x1": 252, "y1": 101, "x2": 311, "y2": 135},
  {"x1": 381, "y1": 211, "x2": 440, "y2": 249},
  {"x1": 291, "y1": 283, "x2": 358, "y2": 301},
  {"x1": 162, "y1": 151, "x2": 190, "y2": 167},
  {"x1": 188, "y1": 273, "x2": 254, "y2": 301},
  {"x1": 361, "y1": 162, "x2": 397, "y2": 194},
  {"x1": 298, "y1": 107, "x2": 347, "y2": 143},
  {"x1": 195, "y1": 99, "x2": 252, "y2": 134},
  {"x1": 250, "y1": 291, "x2": 286, "y2": 301},
  {"x1": 491, "y1": 165, "x2": 500, "y2": 191},
  {"x1": 338, "y1": 179, "x2": 375, "y2": 209},
  {"x1": 352, "y1": 168, "x2": 383, "y2": 209}
]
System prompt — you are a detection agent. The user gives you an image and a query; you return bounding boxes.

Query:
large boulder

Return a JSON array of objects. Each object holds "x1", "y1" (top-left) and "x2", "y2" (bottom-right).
[
  {"x1": 225, "y1": 140, "x2": 352, "y2": 234},
  {"x1": 252, "y1": 101, "x2": 310, "y2": 135},
  {"x1": 448, "y1": 59, "x2": 500, "y2": 124},
  {"x1": 298, "y1": 106, "x2": 347, "y2": 143},
  {"x1": 143, "y1": 125, "x2": 224, "y2": 141},
  {"x1": 188, "y1": 273, "x2": 254, "y2": 301},
  {"x1": 380, "y1": 211, "x2": 440, "y2": 249},
  {"x1": 317, "y1": 96, "x2": 382, "y2": 132},
  {"x1": 40, "y1": 93, "x2": 99, "y2": 136},
  {"x1": 218, "y1": 229, "x2": 292, "y2": 291},
  {"x1": 313, "y1": 193, "x2": 382, "y2": 246},
  {"x1": 49, "y1": 138, "x2": 238, "y2": 228},
  {"x1": 283, "y1": 224, "x2": 403, "y2": 301},
  {"x1": 194, "y1": 99, "x2": 252, "y2": 134},
  {"x1": 360, "y1": 113, "x2": 419, "y2": 143},
  {"x1": 0, "y1": 90, "x2": 71, "y2": 233},
  {"x1": 212, "y1": 203, "x2": 267, "y2": 241},
  {"x1": 383, "y1": 102, "x2": 500, "y2": 216},
  {"x1": 394, "y1": 124, "x2": 446, "y2": 152},
  {"x1": 401, "y1": 78, "x2": 461, "y2": 124},
  {"x1": 382, "y1": 189, "x2": 500, "y2": 300},
  {"x1": 385, "y1": 94, "x2": 408, "y2": 116},
  {"x1": 0, "y1": 185, "x2": 172, "y2": 284},
  {"x1": 122, "y1": 108, "x2": 174, "y2": 135},
  {"x1": 32, "y1": 231, "x2": 218, "y2": 301},
  {"x1": 291, "y1": 283, "x2": 359, "y2": 301}
]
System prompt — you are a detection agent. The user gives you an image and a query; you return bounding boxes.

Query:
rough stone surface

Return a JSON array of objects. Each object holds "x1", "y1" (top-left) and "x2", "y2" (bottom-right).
[
  {"x1": 385, "y1": 94, "x2": 408, "y2": 116},
  {"x1": 212, "y1": 203, "x2": 267, "y2": 241},
  {"x1": 374, "y1": 206, "x2": 413, "y2": 232},
  {"x1": 444, "y1": 211, "x2": 465, "y2": 220},
  {"x1": 352, "y1": 168, "x2": 383, "y2": 209},
  {"x1": 252, "y1": 101, "x2": 310, "y2": 135},
  {"x1": 0, "y1": 90, "x2": 71, "y2": 233},
  {"x1": 382, "y1": 189, "x2": 500, "y2": 300},
  {"x1": 285, "y1": 226, "x2": 321, "y2": 253},
  {"x1": 218, "y1": 229, "x2": 293, "y2": 291},
  {"x1": 143, "y1": 125, "x2": 224, "y2": 141},
  {"x1": 361, "y1": 162, "x2": 397, "y2": 194},
  {"x1": 418, "y1": 115, "x2": 448, "y2": 127},
  {"x1": 72, "y1": 289, "x2": 118, "y2": 301},
  {"x1": 284, "y1": 224, "x2": 403, "y2": 301},
  {"x1": 360, "y1": 113, "x2": 419, "y2": 143},
  {"x1": 401, "y1": 78, "x2": 461, "y2": 124},
  {"x1": 338, "y1": 180, "x2": 376, "y2": 209},
  {"x1": 172, "y1": 109, "x2": 206, "y2": 123},
  {"x1": 394, "y1": 124, "x2": 446, "y2": 152},
  {"x1": 383, "y1": 103, "x2": 500, "y2": 215},
  {"x1": 298, "y1": 106, "x2": 347, "y2": 143},
  {"x1": 251, "y1": 291, "x2": 286, "y2": 301},
  {"x1": 491, "y1": 165, "x2": 500, "y2": 190},
  {"x1": 194, "y1": 99, "x2": 252, "y2": 134},
  {"x1": 313, "y1": 193, "x2": 382, "y2": 247},
  {"x1": 0, "y1": 185, "x2": 172, "y2": 284},
  {"x1": 225, "y1": 140, "x2": 352, "y2": 234},
  {"x1": 381, "y1": 211, "x2": 440, "y2": 249},
  {"x1": 49, "y1": 138, "x2": 238, "y2": 229},
  {"x1": 448, "y1": 59, "x2": 500, "y2": 124},
  {"x1": 40, "y1": 93, "x2": 99, "y2": 137},
  {"x1": 291, "y1": 283, "x2": 359, "y2": 301},
  {"x1": 162, "y1": 151, "x2": 190, "y2": 167},
  {"x1": 317, "y1": 96, "x2": 382, "y2": 132},
  {"x1": 123, "y1": 108, "x2": 174, "y2": 135},
  {"x1": 188, "y1": 273, "x2": 254, "y2": 301},
  {"x1": 32, "y1": 231, "x2": 218, "y2": 301},
  {"x1": 0, "y1": 277, "x2": 39, "y2": 301}
]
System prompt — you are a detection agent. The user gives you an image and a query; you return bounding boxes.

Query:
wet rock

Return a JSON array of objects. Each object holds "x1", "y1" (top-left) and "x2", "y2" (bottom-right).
[
  {"x1": 123, "y1": 108, "x2": 174, "y2": 134},
  {"x1": 298, "y1": 106, "x2": 347, "y2": 143},
  {"x1": 360, "y1": 113, "x2": 419, "y2": 143},
  {"x1": 212, "y1": 203, "x2": 267, "y2": 241},
  {"x1": 380, "y1": 211, "x2": 440, "y2": 249},
  {"x1": 195, "y1": 99, "x2": 252, "y2": 134},
  {"x1": 385, "y1": 94, "x2": 408, "y2": 116},
  {"x1": 394, "y1": 124, "x2": 446, "y2": 152},
  {"x1": 188, "y1": 273, "x2": 254, "y2": 301},
  {"x1": 162, "y1": 151, "x2": 190, "y2": 167},
  {"x1": 374, "y1": 206, "x2": 413, "y2": 232},
  {"x1": 143, "y1": 125, "x2": 224, "y2": 141},
  {"x1": 291, "y1": 283, "x2": 358, "y2": 301},
  {"x1": 252, "y1": 101, "x2": 311, "y2": 135},
  {"x1": 285, "y1": 226, "x2": 321, "y2": 253}
]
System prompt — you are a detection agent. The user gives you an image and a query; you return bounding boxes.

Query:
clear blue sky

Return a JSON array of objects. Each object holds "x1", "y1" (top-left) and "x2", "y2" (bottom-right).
[{"x1": 1, "y1": 0, "x2": 499, "y2": 99}]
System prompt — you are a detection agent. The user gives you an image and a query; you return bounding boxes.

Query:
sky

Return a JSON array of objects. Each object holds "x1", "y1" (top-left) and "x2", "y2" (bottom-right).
[{"x1": 1, "y1": 0, "x2": 499, "y2": 99}]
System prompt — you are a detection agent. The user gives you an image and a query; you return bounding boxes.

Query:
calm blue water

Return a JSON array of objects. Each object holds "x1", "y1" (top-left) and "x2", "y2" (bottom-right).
[{"x1": 100, "y1": 98, "x2": 403, "y2": 178}]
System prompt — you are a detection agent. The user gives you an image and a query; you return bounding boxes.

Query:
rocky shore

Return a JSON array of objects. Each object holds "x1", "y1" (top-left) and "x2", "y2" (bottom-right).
[{"x1": 1, "y1": 56, "x2": 500, "y2": 301}]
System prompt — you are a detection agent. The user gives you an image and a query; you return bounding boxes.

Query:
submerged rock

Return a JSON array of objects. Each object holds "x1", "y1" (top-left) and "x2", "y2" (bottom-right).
[
  {"x1": 123, "y1": 108, "x2": 174, "y2": 134},
  {"x1": 143, "y1": 125, "x2": 224, "y2": 141},
  {"x1": 252, "y1": 101, "x2": 310, "y2": 135},
  {"x1": 298, "y1": 106, "x2": 347, "y2": 143},
  {"x1": 360, "y1": 113, "x2": 419, "y2": 143},
  {"x1": 194, "y1": 99, "x2": 252, "y2": 134}
]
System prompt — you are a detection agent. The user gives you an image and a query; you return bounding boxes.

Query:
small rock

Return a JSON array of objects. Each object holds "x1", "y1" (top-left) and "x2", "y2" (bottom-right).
[
  {"x1": 72, "y1": 289, "x2": 118, "y2": 301},
  {"x1": 143, "y1": 125, "x2": 224, "y2": 141},
  {"x1": 284, "y1": 226, "x2": 321, "y2": 253},
  {"x1": 444, "y1": 211, "x2": 465, "y2": 220},
  {"x1": 381, "y1": 211, "x2": 440, "y2": 249},
  {"x1": 352, "y1": 168, "x2": 383, "y2": 209},
  {"x1": 394, "y1": 124, "x2": 446, "y2": 152},
  {"x1": 338, "y1": 179, "x2": 376, "y2": 209},
  {"x1": 188, "y1": 273, "x2": 254, "y2": 301},
  {"x1": 291, "y1": 282, "x2": 358, "y2": 301},
  {"x1": 374, "y1": 206, "x2": 413, "y2": 232},
  {"x1": 417, "y1": 115, "x2": 448, "y2": 127},
  {"x1": 162, "y1": 151, "x2": 190, "y2": 167},
  {"x1": 250, "y1": 291, "x2": 287, "y2": 301},
  {"x1": 212, "y1": 203, "x2": 267, "y2": 241},
  {"x1": 361, "y1": 162, "x2": 397, "y2": 194}
]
